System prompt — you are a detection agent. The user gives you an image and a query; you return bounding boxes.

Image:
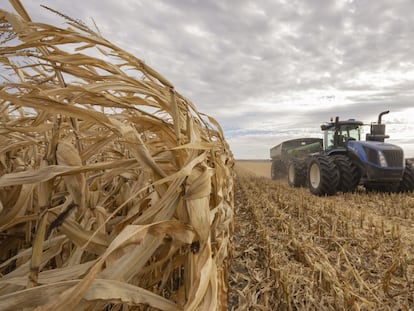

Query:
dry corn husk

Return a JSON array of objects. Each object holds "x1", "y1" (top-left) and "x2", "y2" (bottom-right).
[{"x1": 0, "y1": 2, "x2": 234, "y2": 310}]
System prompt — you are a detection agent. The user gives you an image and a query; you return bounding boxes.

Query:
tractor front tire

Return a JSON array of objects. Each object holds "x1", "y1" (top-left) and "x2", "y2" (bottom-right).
[
  {"x1": 333, "y1": 154, "x2": 361, "y2": 192},
  {"x1": 307, "y1": 155, "x2": 339, "y2": 196}
]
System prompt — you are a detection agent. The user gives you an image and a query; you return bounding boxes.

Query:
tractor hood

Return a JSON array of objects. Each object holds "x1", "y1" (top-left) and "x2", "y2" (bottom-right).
[
  {"x1": 347, "y1": 140, "x2": 404, "y2": 168},
  {"x1": 349, "y1": 140, "x2": 403, "y2": 152}
]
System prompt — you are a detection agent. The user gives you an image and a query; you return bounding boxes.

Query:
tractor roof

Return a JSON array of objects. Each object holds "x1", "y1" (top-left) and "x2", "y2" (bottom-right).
[{"x1": 321, "y1": 119, "x2": 363, "y2": 131}]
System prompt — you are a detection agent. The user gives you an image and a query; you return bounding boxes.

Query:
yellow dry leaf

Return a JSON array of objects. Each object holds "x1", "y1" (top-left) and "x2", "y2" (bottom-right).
[{"x1": 56, "y1": 141, "x2": 86, "y2": 212}]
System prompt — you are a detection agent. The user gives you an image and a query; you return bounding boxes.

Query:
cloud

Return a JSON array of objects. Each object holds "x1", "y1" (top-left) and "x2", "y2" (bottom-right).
[{"x1": 2, "y1": 0, "x2": 414, "y2": 158}]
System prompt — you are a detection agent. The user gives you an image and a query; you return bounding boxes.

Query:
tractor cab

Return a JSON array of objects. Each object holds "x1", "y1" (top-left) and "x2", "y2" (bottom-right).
[
  {"x1": 321, "y1": 118, "x2": 363, "y2": 151},
  {"x1": 321, "y1": 110, "x2": 391, "y2": 152}
]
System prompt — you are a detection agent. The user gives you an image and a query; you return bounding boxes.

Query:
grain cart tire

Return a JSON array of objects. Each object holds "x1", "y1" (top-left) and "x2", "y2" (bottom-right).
[
  {"x1": 307, "y1": 155, "x2": 339, "y2": 196},
  {"x1": 271, "y1": 160, "x2": 285, "y2": 180},
  {"x1": 398, "y1": 161, "x2": 414, "y2": 192},
  {"x1": 333, "y1": 154, "x2": 361, "y2": 192},
  {"x1": 287, "y1": 159, "x2": 307, "y2": 187}
]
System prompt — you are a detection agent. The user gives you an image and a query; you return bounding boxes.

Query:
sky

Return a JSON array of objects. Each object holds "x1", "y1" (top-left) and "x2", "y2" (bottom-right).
[{"x1": 2, "y1": 0, "x2": 414, "y2": 159}]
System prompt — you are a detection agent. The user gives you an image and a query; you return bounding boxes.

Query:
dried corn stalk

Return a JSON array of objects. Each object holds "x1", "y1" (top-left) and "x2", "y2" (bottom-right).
[{"x1": 0, "y1": 2, "x2": 234, "y2": 310}]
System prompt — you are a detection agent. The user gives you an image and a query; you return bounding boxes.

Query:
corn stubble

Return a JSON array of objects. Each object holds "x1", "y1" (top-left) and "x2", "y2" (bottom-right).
[
  {"x1": 229, "y1": 169, "x2": 414, "y2": 310},
  {"x1": 0, "y1": 2, "x2": 234, "y2": 310}
]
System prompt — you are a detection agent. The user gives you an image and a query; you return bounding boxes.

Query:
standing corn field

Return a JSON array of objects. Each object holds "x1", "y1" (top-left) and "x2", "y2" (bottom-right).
[{"x1": 0, "y1": 2, "x2": 234, "y2": 310}]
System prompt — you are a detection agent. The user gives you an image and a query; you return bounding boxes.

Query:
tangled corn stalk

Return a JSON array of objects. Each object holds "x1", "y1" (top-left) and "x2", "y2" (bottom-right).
[{"x1": 0, "y1": 2, "x2": 234, "y2": 310}]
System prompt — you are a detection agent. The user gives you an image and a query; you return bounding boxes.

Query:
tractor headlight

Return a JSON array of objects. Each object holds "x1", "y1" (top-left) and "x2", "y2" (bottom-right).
[{"x1": 378, "y1": 151, "x2": 388, "y2": 167}]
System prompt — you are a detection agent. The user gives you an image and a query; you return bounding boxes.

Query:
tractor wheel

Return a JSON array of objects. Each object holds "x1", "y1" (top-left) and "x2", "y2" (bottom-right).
[
  {"x1": 333, "y1": 154, "x2": 361, "y2": 192},
  {"x1": 398, "y1": 161, "x2": 414, "y2": 192},
  {"x1": 307, "y1": 155, "x2": 339, "y2": 196},
  {"x1": 287, "y1": 159, "x2": 307, "y2": 187},
  {"x1": 271, "y1": 160, "x2": 285, "y2": 180}
]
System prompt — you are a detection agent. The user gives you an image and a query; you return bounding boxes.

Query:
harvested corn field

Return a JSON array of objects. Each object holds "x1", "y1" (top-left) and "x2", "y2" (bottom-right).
[{"x1": 229, "y1": 161, "x2": 414, "y2": 310}]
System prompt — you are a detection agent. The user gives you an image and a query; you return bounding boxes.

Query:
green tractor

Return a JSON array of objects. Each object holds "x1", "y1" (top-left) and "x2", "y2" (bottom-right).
[{"x1": 271, "y1": 111, "x2": 414, "y2": 195}]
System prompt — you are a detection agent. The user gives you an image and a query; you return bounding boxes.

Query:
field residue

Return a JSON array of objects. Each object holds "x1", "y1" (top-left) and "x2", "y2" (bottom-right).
[{"x1": 229, "y1": 160, "x2": 414, "y2": 310}]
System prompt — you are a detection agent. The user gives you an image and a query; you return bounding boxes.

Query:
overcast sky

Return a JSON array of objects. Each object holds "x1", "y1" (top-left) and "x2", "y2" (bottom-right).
[{"x1": 3, "y1": 0, "x2": 414, "y2": 158}]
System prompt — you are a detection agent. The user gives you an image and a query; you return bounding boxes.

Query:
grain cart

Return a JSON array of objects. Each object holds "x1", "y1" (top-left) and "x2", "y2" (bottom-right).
[
  {"x1": 270, "y1": 138, "x2": 322, "y2": 182},
  {"x1": 301, "y1": 110, "x2": 414, "y2": 195}
]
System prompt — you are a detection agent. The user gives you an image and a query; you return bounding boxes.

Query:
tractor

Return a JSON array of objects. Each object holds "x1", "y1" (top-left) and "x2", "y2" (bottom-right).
[{"x1": 285, "y1": 111, "x2": 414, "y2": 195}]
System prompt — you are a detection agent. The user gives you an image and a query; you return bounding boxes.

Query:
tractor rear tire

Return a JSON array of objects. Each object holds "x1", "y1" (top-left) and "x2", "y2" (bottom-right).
[
  {"x1": 333, "y1": 154, "x2": 361, "y2": 192},
  {"x1": 398, "y1": 162, "x2": 414, "y2": 192},
  {"x1": 287, "y1": 159, "x2": 307, "y2": 187},
  {"x1": 307, "y1": 155, "x2": 339, "y2": 196}
]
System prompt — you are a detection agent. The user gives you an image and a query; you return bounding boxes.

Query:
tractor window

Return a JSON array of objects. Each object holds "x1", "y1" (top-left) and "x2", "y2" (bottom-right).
[
  {"x1": 324, "y1": 125, "x2": 361, "y2": 150},
  {"x1": 324, "y1": 129, "x2": 335, "y2": 150},
  {"x1": 341, "y1": 125, "x2": 360, "y2": 142}
]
